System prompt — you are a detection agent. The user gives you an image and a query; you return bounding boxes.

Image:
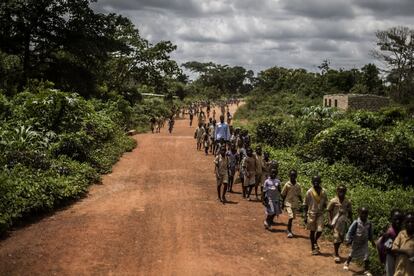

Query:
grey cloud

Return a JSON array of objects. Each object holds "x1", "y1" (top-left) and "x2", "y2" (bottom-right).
[
  {"x1": 93, "y1": 0, "x2": 234, "y2": 17},
  {"x1": 92, "y1": 0, "x2": 414, "y2": 74},
  {"x1": 306, "y1": 39, "x2": 338, "y2": 52},
  {"x1": 280, "y1": 0, "x2": 356, "y2": 19},
  {"x1": 354, "y1": 0, "x2": 414, "y2": 17}
]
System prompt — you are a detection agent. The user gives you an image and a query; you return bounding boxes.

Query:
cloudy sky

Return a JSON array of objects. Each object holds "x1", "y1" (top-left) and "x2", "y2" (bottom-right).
[{"x1": 92, "y1": 0, "x2": 414, "y2": 75}]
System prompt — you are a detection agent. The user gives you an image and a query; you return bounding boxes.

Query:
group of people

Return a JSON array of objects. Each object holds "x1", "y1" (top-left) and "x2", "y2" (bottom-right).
[
  {"x1": 149, "y1": 107, "x2": 179, "y2": 134},
  {"x1": 190, "y1": 102, "x2": 413, "y2": 276}
]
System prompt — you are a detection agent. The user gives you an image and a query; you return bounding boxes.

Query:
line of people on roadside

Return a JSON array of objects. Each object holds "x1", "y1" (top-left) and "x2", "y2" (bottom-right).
[{"x1": 190, "y1": 104, "x2": 413, "y2": 276}]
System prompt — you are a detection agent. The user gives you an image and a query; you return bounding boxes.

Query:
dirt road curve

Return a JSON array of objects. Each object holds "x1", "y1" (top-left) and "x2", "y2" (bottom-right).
[{"x1": 0, "y1": 105, "x2": 357, "y2": 275}]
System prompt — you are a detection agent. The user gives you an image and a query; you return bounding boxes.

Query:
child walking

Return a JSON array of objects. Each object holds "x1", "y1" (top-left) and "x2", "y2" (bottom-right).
[
  {"x1": 281, "y1": 169, "x2": 302, "y2": 238},
  {"x1": 304, "y1": 175, "x2": 328, "y2": 255},
  {"x1": 327, "y1": 185, "x2": 353, "y2": 263},
  {"x1": 242, "y1": 147, "x2": 257, "y2": 201},
  {"x1": 262, "y1": 169, "x2": 282, "y2": 230},
  {"x1": 254, "y1": 146, "x2": 264, "y2": 200},
  {"x1": 226, "y1": 144, "x2": 239, "y2": 193},
  {"x1": 214, "y1": 146, "x2": 229, "y2": 204},
  {"x1": 203, "y1": 128, "x2": 211, "y2": 155},
  {"x1": 376, "y1": 209, "x2": 404, "y2": 276},
  {"x1": 343, "y1": 207, "x2": 376, "y2": 276},
  {"x1": 194, "y1": 123, "x2": 205, "y2": 151},
  {"x1": 391, "y1": 212, "x2": 414, "y2": 276}
]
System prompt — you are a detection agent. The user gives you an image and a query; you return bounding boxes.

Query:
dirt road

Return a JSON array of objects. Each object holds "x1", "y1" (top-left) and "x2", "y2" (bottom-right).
[{"x1": 0, "y1": 105, "x2": 358, "y2": 275}]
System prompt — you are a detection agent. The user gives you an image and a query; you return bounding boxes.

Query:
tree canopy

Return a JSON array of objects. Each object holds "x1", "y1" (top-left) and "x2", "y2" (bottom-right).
[{"x1": 0, "y1": 0, "x2": 181, "y2": 98}]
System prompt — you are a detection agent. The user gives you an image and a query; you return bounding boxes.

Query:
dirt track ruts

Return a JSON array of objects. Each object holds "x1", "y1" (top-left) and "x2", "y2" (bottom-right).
[{"x1": 0, "y1": 105, "x2": 360, "y2": 275}]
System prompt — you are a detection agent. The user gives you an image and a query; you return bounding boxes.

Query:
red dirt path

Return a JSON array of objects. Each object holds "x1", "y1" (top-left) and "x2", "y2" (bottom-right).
[{"x1": 0, "y1": 105, "x2": 360, "y2": 276}]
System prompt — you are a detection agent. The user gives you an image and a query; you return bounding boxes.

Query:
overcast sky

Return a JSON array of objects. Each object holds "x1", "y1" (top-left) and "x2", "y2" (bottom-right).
[{"x1": 92, "y1": 0, "x2": 414, "y2": 75}]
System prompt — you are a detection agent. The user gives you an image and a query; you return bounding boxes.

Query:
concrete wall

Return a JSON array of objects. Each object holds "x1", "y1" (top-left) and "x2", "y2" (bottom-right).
[
  {"x1": 348, "y1": 95, "x2": 390, "y2": 111},
  {"x1": 323, "y1": 94, "x2": 348, "y2": 110},
  {"x1": 322, "y1": 94, "x2": 390, "y2": 111}
]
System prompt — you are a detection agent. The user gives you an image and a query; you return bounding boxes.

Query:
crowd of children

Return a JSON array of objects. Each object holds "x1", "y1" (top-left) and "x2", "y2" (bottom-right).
[{"x1": 190, "y1": 102, "x2": 413, "y2": 276}]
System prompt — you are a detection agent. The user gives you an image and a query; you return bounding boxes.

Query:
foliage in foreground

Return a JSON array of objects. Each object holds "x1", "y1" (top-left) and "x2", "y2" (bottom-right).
[{"x1": 0, "y1": 85, "x2": 177, "y2": 234}]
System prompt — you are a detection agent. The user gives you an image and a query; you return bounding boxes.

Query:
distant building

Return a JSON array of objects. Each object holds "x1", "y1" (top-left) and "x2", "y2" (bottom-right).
[{"x1": 323, "y1": 94, "x2": 390, "y2": 111}]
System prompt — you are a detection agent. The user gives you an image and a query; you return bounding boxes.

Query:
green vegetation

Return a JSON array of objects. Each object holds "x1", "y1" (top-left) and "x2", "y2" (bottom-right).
[
  {"x1": 182, "y1": 61, "x2": 254, "y2": 99},
  {"x1": 235, "y1": 52, "x2": 413, "y2": 274},
  {"x1": 0, "y1": 1, "x2": 182, "y2": 234}
]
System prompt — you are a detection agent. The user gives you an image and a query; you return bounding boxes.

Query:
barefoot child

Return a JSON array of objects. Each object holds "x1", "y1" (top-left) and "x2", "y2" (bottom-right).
[
  {"x1": 304, "y1": 175, "x2": 328, "y2": 255},
  {"x1": 328, "y1": 185, "x2": 352, "y2": 263},
  {"x1": 214, "y1": 146, "x2": 229, "y2": 204},
  {"x1": 281, "y1": 169, "x2": 302, "y2": 238},
  {"x1": 343, "y1": 207, "x2": 376, "y2": 276},
  {"x1": 391, "y1": 212, "x2": 414, "y2": 276},
  {"x1": 262, "y1": 169, "x2": 282, "y2": 230}
]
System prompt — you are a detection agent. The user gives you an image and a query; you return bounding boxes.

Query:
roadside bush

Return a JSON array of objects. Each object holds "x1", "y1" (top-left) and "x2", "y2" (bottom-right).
[
  {"x1": 0, "y1": 159, "x2": 97, "y2": 231},
  {"x1": 0, "y1": 93, "x2": 10, "y2": 120},
  {"x1": 87, "y1": 130, "x2": 136, "y2": 173},
  {"x1": 0, "y1": 87, "x2": 139, "y2": 234},
  {"x1": 256, "y1": 117, "x2": 298, "y2": 148},
  {"x1": 350, "y1": 110, "x2": 383, "y2": 130},
  {"x1": 383, "y1": 120, "x2": 414, "y2": 185},
  {"x1": 0, "y1": 125, "x2": 55, "y2": 169},
  {"x1": 303, "y1": 120, "x2": 387, "y2": 172},
  {"x1": 380, "y1": 106, "x2": 407, "y2": 125},
  {"x1": 11, "y1": 89, "x2": 92, "y2": 133}
]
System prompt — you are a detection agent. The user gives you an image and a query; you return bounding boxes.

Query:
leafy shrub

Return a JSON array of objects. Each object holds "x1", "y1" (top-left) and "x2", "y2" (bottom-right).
[
  {"x1": 303, "y1": 120, "x2": 387, "y2": 172},
  {"x1": 383, "y1": 120, "x2": 414, "y2": 185},
  {"x1": 0, "y1": 92, "x2": 10, "y2": 120},
  {"x1": 0, "y1": 86, "x2": 140, "y2": 234},
  {"x1": 11, "y1": 89, "x2": 92, "y2": 133},
  {"x1": 256, "y1": 117, "x2": 298, "y2": 148},
  {"x1": 380, "y1": 106, "x2": 407, "y2": 125},
  {"x1": 0, "y1": 160, "x2": 97, "y2": 231},
  {"x1": 350, "y1": 110, "x2": 383, "y2": 130},
  {"x1": 87, "y1": 130, "x2": 136, "y2": 173},
  {"x1": 0, "y1": 125, "x2": 56, "y2": 169}
]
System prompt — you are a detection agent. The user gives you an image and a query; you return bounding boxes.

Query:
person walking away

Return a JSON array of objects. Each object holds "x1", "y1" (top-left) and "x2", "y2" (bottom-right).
[
  {"x1": 262, "y1": 169, "x2": 282, "y2": 230},
  {"x1": 189, "y1": 109, "x2": 194, "y2": 127},
  {"x1": 327, "y1": 185, "x2": 353, "y2": 263},
  {"x1": 168, "y1": 116, "x2": 174, "y2": 134},
  {"x1": 150, "y1": 117, "x2": 156, "y2": 133},
  {"x1": 214, "y1": 147, "x2": 229, "y2": 204},
  {"x1": 304, "y1": 175, "x2": 328, "y2": 255},
  {"x1": 343, "y1": 207, "x2": 376, "y2": 276},
  {"x1": 281, "y1": 169, "x2": 302, "y2": 238}
]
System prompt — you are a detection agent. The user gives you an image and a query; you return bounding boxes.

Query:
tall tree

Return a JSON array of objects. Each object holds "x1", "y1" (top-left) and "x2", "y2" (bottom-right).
[
  {"x1": 182, "y1": 61, "x2": 252, "y2": 97},
  {"x1": 373, "y1": 26, "x2": 414, "y2": 101},
  {"x1": 360, "y1": 63, "x2": 383, "y2": 95}
]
